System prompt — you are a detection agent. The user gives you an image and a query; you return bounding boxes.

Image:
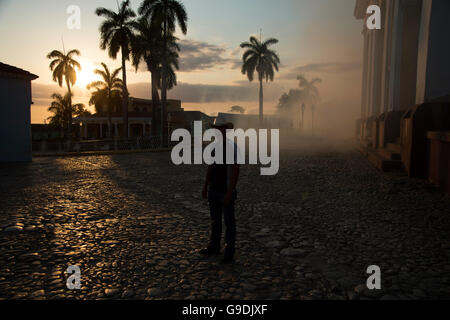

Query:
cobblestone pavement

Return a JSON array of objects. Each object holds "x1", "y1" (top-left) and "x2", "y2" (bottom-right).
[{"x1": 0, "y1": 145, "x2": 449, "y2": 300}]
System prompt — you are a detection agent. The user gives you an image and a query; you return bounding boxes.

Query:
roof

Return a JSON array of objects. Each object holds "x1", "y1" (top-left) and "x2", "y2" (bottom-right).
[
  {"x1": 0, "y1": 62, "x2": 38, "y2": 80},
  {"x1": 183, "y1": 110, "x2": 212, "y2": 118},
  {"x1": 130, "y1": 97, "x2": 180, "y2": 104}
]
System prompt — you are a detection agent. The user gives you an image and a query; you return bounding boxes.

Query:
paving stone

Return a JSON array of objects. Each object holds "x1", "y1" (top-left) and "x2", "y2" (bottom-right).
[
  {"x1": 0, "y1": 150, "x2": 448, "y2": 300},
  {"x1": 4, "y1": 226, "x2": 23, "y2": 233}
]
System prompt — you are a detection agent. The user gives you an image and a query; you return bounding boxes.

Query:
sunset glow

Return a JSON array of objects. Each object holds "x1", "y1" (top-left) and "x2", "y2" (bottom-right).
[
  {"x1": 0, "y1": 0, "x2": 363, "y2": 133},
  {"x1": 76, "y1": 61, "x2": 100, "y2": 88}
]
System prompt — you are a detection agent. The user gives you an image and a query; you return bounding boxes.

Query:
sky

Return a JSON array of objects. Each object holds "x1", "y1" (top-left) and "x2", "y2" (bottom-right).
[{"x1": 0, "y1": 0, "x2": 365, "y2": 136}]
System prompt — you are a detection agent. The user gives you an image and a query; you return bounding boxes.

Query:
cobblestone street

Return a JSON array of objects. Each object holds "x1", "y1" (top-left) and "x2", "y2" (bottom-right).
[{"x1": 1, "y1": 144, "x2": 449, "y2": 300}]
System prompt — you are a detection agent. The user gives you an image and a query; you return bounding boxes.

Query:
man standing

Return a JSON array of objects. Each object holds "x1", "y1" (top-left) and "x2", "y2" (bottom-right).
[{"x1": 200, "y1": 121, "x2": 240, "y2": 264}]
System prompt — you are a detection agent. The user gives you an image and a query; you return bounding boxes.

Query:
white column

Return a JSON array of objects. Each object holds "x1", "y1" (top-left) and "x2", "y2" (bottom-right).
[
  {"x1": 361, "y1": 28, "x2": 370, "y2": 120},
  {"x1": 366, "y1": 29, "x2": 374, "y2": 117},
  {"x1": 380, "y1": 0, "x2": 395, "y2": 114},
  {"x1": 371, "y1": 25, "x2": 384, "y2": 117}
]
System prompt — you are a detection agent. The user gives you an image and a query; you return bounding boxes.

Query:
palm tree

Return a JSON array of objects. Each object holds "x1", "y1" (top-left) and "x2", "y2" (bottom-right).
[
  {"x1": 301, "y1": 102, "x2": 306, "y2": 130},
  {"x1": 48, "y1": 93, "x2": 86, "y2": 138},
  {"x1": 241, "y1": 36, "x2": 280, "y2": 126},
  {"x1": 131, "y1": 17, "x2": 180, "y2": 136},
  {"x1": 47, "y1": 48, "x2": 81, "y2": 138},
  {"x1": 96, "y1": 0, "x2": 137, "y2": 138},
  {"x1": 88, "y1": 88, "x2": 108, "y2": 116},
  {"x1": 229, "y1": 106, "x2": 246, "y2": 114},
  {"x1": 297, "y1": 75, "x2": 322, "y2": 132},
  {"x1": 276, "y1": 89, "x2": 303, "y2": 128},
  {"x1": 139, "y1": 0, "x2": 188, "y2": 143},
  {"x1": 87, "y1": 63, "x2": 123, "y2": 138}
]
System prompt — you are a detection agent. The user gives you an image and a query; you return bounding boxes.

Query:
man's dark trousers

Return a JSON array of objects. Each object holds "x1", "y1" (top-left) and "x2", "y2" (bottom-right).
[{"x1": 208, "y1": 188, "x2": 237, "y2": 255}]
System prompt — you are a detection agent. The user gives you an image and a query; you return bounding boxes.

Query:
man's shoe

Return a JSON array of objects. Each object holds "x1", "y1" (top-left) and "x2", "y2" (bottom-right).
[
  {"x1": 199, "y1": 247, "x2": 220, "y2": 256},
  {"x1": 221, "y1": 253, "x2": 234, "y2": 264}
]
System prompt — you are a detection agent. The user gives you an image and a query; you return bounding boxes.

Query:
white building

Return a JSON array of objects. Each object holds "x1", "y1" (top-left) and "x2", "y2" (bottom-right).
[
  {"x1": 0, "y1": 62, "x2": 38, "y2": 162},
  {"x1": 354, "y1": 0, "x2": 450, "y2": 178}
]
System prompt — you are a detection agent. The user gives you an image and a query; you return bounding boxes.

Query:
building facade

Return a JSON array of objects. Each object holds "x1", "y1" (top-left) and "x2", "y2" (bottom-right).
[
  {"x1": 73, "y1": 98, "x2": 214, "y2": 140},
  {"x1": 74, "y1": 98, "x2": 183, "y2": 139},
  {"x1": 355, "y1": 0, "x2": 450, "y2": 192},
  {"x1": 0, "y1": 62, "x2": 38, "y2": 162}
]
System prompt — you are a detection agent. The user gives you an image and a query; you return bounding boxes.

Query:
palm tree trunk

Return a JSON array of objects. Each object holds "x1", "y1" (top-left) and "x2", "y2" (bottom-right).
[
  {"x1": 161, "y1": 13, "x2": 168, "y2": 147},
  {"x1": 66, "y1": 79, "x2": 72, "y2": 140},
  {"x1": 259, "y1": 79, "x2": 263, "y2": 127},
  {"x1": 301, "y1": 104, "x2": 305, "y2": 131},
  {"x1": 121, "y1": 46, "x2": 129, "y2": 139},
  {"x1": 105, "y1": 88, "x2": 111, "y2": 138},
  {"x1": 150, "y1": 69, "x2": 160, "y2": 136}
]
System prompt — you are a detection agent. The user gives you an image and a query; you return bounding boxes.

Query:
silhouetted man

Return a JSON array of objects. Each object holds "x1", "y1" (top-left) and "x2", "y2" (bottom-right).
[{"x1": 200, "y1": 121, "x2": 240, "y2": 264}]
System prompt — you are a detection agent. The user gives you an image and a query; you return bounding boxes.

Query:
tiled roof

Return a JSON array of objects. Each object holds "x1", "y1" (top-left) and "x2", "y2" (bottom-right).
[{"x1": 0, "y1": 62, "x2": 38, "y2": 80}]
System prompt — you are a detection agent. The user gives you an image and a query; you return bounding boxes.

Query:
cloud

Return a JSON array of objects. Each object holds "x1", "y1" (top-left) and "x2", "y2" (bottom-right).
[
  {"x1": 32, "y1": 82, "x2": 90, "y2": 97},
  {"x1": 294, "y1": 62, "x2": 361, "y2": 73},
  {"x1": 131, "y1": 39, "x2": 240, "y2": 73},
  {"x1": 128, "y1": 81, "x2": 285, "y2": 104},
  {"x1": 279, "y1": 62, "x2": 362, "y2": 79},
  {"x1": 32, "y1": 80, "x2": 285, "y2": 107},
  {"x1": 178, "y1": 39, "x2": 240, "y2": 72}
]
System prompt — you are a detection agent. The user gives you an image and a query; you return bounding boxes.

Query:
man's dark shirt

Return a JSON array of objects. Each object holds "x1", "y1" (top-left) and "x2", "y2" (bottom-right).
[
  {"x1": 209, "y1": 140, "x2": 238, "y2": 193},
  {"x1": 210, "y1": 142, "x2": 228, "y2": 192}
]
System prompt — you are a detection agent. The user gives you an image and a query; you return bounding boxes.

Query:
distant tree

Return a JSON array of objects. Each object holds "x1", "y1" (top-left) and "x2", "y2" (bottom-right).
[
  {"x1": 88, "y1": 88, "x2": 108, "y2": 116},
  {"x1": 240, "y1": 36, "x2": 280, "y2": 126},
  {"x1": 229, "y1": 105, "x2": 246, "y2": 114},
  {"x1": 87, "y1": 63, "x2": 123, "y2": 137},
  {"x1": 47, "y1": 93, "x2": 86, "y2": 137},
  {"x1": 277, "y1": 90, "x2": 300, "y2": 111},
  {"x1": 77, "y1": 110, "x2": 93, "y2": 117},
  {"x1": 297, "y1": 74, "x2": 322, "y2": 131},
  {"x1": 96, "y1": 0, "x2": 137, "y2": 138},
  {"x1": 277, "y1": 89, "x2": 304, "y2": 129},
  {"x1": 47, "y1": 48, "x2": 81, "y2": 138}
]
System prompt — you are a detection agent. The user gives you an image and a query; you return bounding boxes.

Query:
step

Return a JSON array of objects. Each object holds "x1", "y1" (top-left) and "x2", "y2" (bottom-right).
[
  {"x1": 386, "y1": 143, "x2": 401, "y2": 154},
  {"x1": 356, "y1": 139, "x2": 371, "y2": 156},
  {"x1": 368, "y1": 150, "x2": 404, "y2": 172},
  {"x1": 377, "y1": 148, "x2": 401, "y2": 161},
  {"x1": 357, "y1": 144, "x2": 368, "y2": 157}
]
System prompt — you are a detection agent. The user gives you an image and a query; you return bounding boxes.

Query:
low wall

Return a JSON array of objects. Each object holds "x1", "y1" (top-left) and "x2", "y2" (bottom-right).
[{"x1": 427, "y1": 131, "x2": 450, "y2": 195}]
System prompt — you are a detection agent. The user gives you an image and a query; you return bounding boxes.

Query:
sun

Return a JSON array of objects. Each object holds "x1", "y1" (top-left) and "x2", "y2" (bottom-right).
[{"x1": 76, "y1": 61, "x2": 100, "y2": 88}]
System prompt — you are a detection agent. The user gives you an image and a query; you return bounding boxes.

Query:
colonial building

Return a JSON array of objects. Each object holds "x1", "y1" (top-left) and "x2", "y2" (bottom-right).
[
  {"x1": 0, "y1": 62, "x2": 38, "y2": 162},
  {"x1": 73, "y1": 98, "x2": 213, "y2": 139},
  {"x1": 74, "y1": 97, "x2": 183, "y2": 139},
  {"x1": 355, "y1": 0, "x2": 450, "y2": 193}
]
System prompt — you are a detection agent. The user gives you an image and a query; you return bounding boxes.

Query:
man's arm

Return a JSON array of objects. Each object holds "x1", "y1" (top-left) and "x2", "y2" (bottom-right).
[
  {"x1": 223, "y1": 164, "x2": 240, "y2": 205},
  {"x1": 202, "y1": 166, "x2": 212, "y2": 199}
]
